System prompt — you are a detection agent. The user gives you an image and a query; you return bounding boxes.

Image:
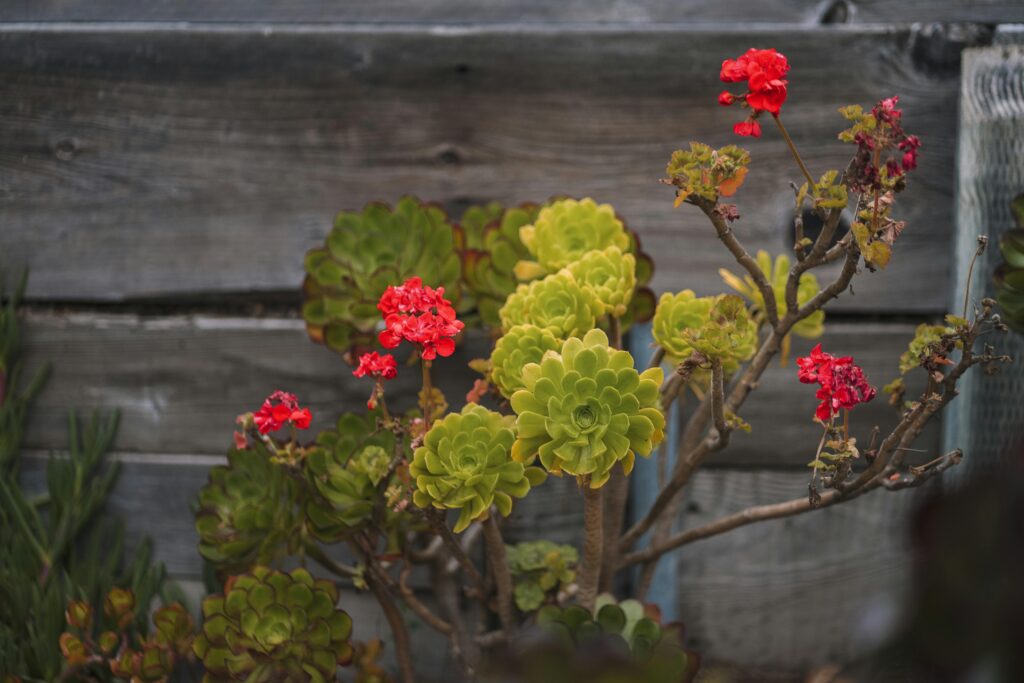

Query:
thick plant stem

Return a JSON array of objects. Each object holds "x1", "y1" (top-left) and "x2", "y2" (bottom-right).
[
  {"x1": 421, "y1": 359, "x2": 434, "y2": 428},
  {"x1": 599, "y1": 468, "x2": 629, "y2": 592},
  {"x1": 365, "y1": 570, "x2": 416, "y2": 683},
  {"x1": 577, "y1": 483, "x2": 604, "y2": 611},
  {"x1": 482, "y1": 515, "x2": 516, "y2": 633},
  {"x1": 772, "y1": 114, "x2": 816, "y2": 188}
]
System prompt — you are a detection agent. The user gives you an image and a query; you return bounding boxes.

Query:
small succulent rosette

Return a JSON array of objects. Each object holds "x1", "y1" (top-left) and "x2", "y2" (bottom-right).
[
  {"x1": 192, "y1": 566, "x2": 353, "y2": 683},
  {"x1": 411, "y1": 404, "x2": 546, "y2": 532},
  {"x1": 652, "y1": 290, "x2": 758, "y2": 372},
  {"x1": 499, "y1": 271, "x2": 603, "y2": 338},
  {"x1": 489, "y1": 324, "x2": 563, "y2": 399},
  {"x1": 562, "y1": 246, "x2": 637, "y2": 318},
  {"x1": 515, "y1": 198, "x2": 631, "y2": 279},
  {"x1": 510, "y1": 329, "x2": 665, "y2": 488}
]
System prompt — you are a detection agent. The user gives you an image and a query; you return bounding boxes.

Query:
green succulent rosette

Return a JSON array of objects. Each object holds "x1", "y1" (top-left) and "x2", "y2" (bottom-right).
[
  {"x1": 195, "y1": 444, "x2": 303, "y2": 575},
  {"x1": 303, "y1": 411, "x2": 398, "y2": 542},
  {"x1": 679, "y1": 295, "x2": 758, "y2": 365},
  {"x1": 506, "y1": 540, "x2": 578, "y2": 612},
  {"x1": 411, "y1": 404, "x2": 546, "y2": 533},
  {"x1": 302, "y1": 197, "x2": 462, "y2": 355},
  {"x1": 499, "y1": 272, "x2": 603, "y2": 338},
  {"x1": 192, "y1": 566, "x2": 353, "y2": 682},
  {"x1": 652, "y1": 290, "x2": 757, "y2": 369},
  {"x1": 719, "y1": 250, "x2": 825, "y2": 340},
  {"x1": 510, "y1": 329, "x2": 665, "y2": 488},
  {"x1": 516, "y1": 198, "x2": 631, "y2": 279},
  {"x1": 489, "y1": 324, "x2": 563, "y2": 400},
  {"x1": 457, "y1": 203, "x2": 542, "y2": 329},
  {"x1": 563, "y1": 247, "x2": 637, "y2": 318}
]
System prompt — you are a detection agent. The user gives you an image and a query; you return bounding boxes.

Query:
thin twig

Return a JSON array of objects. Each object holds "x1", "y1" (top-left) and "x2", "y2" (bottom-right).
[{"x1": 773, "y1": 114, "x2": 816, "y2": 189}]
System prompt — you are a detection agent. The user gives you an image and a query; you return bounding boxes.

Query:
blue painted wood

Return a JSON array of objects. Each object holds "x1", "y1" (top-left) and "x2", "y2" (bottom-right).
[{"x1": 628, "y1": 322, "x2": 680, "y2": 620}]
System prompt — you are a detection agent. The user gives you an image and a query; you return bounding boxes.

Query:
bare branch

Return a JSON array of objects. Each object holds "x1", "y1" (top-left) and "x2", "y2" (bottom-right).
[
  {"x1": 482, "y1": 515, "x2": 516, "y2": 633},
  {"x1": 883, "y1": 449, "x2": 963, "y2": 490}
]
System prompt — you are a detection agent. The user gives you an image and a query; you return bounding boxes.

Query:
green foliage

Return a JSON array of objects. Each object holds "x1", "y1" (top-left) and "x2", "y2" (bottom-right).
[
  {"x1": 510, "y1": 329, "x2": 665, "y2": 488},
  {"x1": 489, "y1": 324, "x2": 563, "y2": 400},
  {"x1": 679, "y1": 295, "x2": 758, "y2": 364},
  {"x1": 506, "y1": 540, "x2": 578, "y2": 612},
  {"x1": 563, "y1": 246, "x2": 637, "y2": 318},
  {"x1": 411, "y1": 404, "x2": 545, "y2": 533},
  {"x1": 302, "y1": 197, "x2": 462, "y2": 356},
  {"x1": 60, "y1": 593, "x2": 195, "y2": 682},
  {"x1": 303, "y1": 411, "x2": 399, "y2": 541},
  {"x1": 499, "y1": 271, "x2": 604, "y2": 338},
  {"x1": 195, "y1": 442, "x2": 304, "y2": 576},
  {"x1": 457, "y1": 202, "x2": 541, "y2": 329},
  {"x1": 652, "y1": 291, "x2": 756, "y2": 368},
  {"x1": 899, "y1": 323, "x2": 956, "y2": 375},
  {"x1": 665, "y1": 142, "x2": 750, "y2": 203},
  {"x1": 719, "y1": 250, "x2": 825, "y2": 351},
  {"x1": 0, "y1": 413, "x2": 171, "y2": 682},
  {"x1": 192, "y1": 566, "x2": 354, "y2": 682},
  {"x1": 795, "y1": 169, "x2": 849, "y2": 210},
  {"x1": 516, "y1": 198, "x2": 631, "y2": 278},
  {"x1": 479, "y1": 597, "x2": 699, "y2": 683},
  {"x1": 995, "y1": 225, "x2": 1024, "y2": 333}
]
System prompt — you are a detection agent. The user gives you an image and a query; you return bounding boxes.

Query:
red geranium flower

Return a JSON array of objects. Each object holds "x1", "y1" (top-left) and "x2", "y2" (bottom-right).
[
  {"x1": 718, "y1": 48, "x2": 791, "y2": 137},
  {"x1": 353, "y1": 352, "x2": 398, "y2": 380},
  {"x1": 253, "y1": 390, "x2": 313, "y2": 434},
  {"x1": 377, "y1": 278, "x2": 463, "y2": 360},
  {"x1": 797, "y1": 344, "x2": 875, "y2": 422}
]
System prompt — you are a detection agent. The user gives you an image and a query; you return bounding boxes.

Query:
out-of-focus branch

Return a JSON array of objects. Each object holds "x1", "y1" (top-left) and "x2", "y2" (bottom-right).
[{"x1": 482, "y1": 515, "x2": 516, "y2": 633}]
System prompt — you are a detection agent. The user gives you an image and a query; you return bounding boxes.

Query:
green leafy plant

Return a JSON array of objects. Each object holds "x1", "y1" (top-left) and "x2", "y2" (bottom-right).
[
  {"x1": 499, "y1": 271, "x2": 603, "y2": 338},
  {"x1": 506, "y1": 540, "x2": 578, "y2": 612},
  {"x1": 192, "y1": 566, "x2": 354, "y2": 682}
]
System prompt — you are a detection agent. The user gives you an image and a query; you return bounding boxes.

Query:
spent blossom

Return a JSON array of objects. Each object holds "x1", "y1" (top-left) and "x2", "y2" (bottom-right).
[
  {"x1": 797, "y1": 344, "x2": 876, "y2": 422},
  {"x1": 252, "y1": 390, "x2": 313, "y2": 435},
  {"x1": 718, "y1": 48, "x2": 791, "y2": 137},
  {"x1": 841, "y1": 95, "x2": 921, "y2": 193}
]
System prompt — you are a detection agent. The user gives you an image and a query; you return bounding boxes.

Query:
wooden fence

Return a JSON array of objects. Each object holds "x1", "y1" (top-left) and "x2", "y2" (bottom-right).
[{"x1": 3, "y1": 2, "x2": 1022, "y2": 678}]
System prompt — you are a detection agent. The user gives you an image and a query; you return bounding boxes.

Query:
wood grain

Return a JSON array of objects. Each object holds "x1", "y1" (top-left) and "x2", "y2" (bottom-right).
[
  {"x1": 3, "y1": 2, "x2": 1021, "y2": 24},
  {"x1": 672, "y1": 468, "x2": 919, "y2": 670},
  {"x1": 0, "y1": 25, "x2": 975, "y2": 311},
  {"x1": 18, "y1": 313, "x2": 941, "y2": 465}
]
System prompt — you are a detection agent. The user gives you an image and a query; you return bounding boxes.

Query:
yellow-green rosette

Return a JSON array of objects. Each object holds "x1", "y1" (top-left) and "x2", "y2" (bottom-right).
[
  {"x1": 510, "y1": 329, "x2": 665, "y2": 488},
  {"x1": 680, "y1": 295, "x2": 759, "y2": 364},
  {"x1": 411, "y1": 404, "x2": 545, "y2": 533},
  {"x1": 499, "y1": 271, "x2": 603, "y2": 338},
  {"x1": 490, "y1": 324, "x2": 563, "y2": 399},
  {"x1": 652, "y1": 290, "x2": 715, "y2": 364},
  {"x1": 563, "y1": 246, "x2": 637, "y2": 318},
  {"x1": 515, "y1": 198, "x2": 631, "y2": 279},
  {"x1": 719, "y1": 250, "x2": 825, "y2": 341}
]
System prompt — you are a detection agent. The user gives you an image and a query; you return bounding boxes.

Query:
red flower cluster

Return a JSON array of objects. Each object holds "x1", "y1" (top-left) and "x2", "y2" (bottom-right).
[
  {"x1": 253, "y1": 390, "x2": 313, "y2": 435},
  {"x1": 718, "y1": 48, "x2": 791, "y2": 138},
  {"x1": 353, "y1": 351, "x2": 398, "y2": 380},
  {"x1": 849, "y1": 96, "x2": 921, "y2": 192},
  {"x1": 377, "y1": 277, "x2": 464, "y2": 360},
  {"x1": 797, "y1": 344, "x2": 876, "y2": 422}
]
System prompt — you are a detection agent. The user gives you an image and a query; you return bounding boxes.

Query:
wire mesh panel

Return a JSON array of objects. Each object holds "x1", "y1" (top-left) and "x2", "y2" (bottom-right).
[{"x1": 945, "y1": 39, "x2": 1024, "y2": 478}]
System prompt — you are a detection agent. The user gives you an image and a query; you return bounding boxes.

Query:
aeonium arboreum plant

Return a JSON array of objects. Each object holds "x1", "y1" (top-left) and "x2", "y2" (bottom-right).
[{"x1": 182, "y1": 46, "x2": 1009, "y2": 683}]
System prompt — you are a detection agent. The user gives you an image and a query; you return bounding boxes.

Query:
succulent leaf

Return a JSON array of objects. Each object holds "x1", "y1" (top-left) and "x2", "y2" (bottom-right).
[
  {"x1": 563, "y1": 247, "x2": 637, "y2": 318},
  {"x1": 509, "y1": 329, "x2": 665, "y2": 488},
  {"x1": 410, "y1": 404, "x2": 545, "y2": 532}
]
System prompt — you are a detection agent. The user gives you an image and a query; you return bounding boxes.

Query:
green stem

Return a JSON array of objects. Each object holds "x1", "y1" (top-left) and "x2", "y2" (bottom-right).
[
  {"x1": 421, "y1": 359, "x2": 434, "y2": 429},
  {"x1": 772, "y1": 114, "x2": 816, "y2": 189}
]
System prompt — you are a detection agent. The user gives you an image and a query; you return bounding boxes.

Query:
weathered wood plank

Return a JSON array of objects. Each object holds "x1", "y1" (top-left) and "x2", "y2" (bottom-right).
[
  {"x1": 0, "y1": 25, "x2": 974, "y2": 312},
  {"x1": 18, "y1": 313, "x2": 941, "y2": 466},
  {"x1": 672, "y1": 468, "x2": 917, "y2": 671},
  {"x1": 3, "y1": 2, "x2": 1022, "y2": 24}
]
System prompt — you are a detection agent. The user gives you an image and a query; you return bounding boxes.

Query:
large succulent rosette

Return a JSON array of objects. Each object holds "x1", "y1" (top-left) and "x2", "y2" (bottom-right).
[
  {"x1": 195, "y1": 443, "x2": 303, "y2": 575},
  {"x1": 489, "y1": 324, "x2": 563, "y2": 400},
  {"x1": 499, "y1": 272, "x2": 603, "y2": 338},
  {"x1": 302, "y1": 197, "x2": 462, "y2": 356},
  {"x1": 510, "y1": 329, "x2": 665, "y2": 488},
  {"x1": 192, "y1": 566, "x2": 353, "y2": 682},
  {"x1": 411, "y1": 404, "x2": 545, "y2": 533}
]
